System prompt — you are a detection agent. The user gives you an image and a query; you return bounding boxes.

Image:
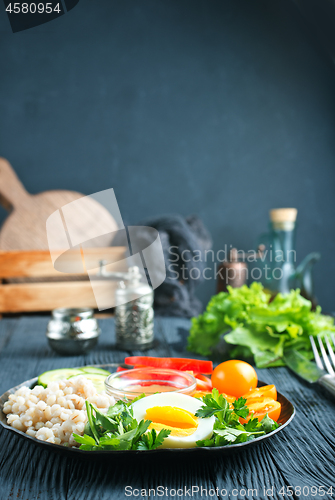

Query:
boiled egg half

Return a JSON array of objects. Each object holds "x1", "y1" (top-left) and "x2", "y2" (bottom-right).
[{"x1": 132, "y1": 392, "x2": 215, "y2": 448}]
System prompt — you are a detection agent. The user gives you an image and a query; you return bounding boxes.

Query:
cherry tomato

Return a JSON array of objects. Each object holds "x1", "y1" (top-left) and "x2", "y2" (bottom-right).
[
  {"x1": 211, "y1": 360, "x2": 257, "y2": 398},
  {"x1": 243, "y1": 384, "x2": 277, "y2": 401},
  {"x1": 240, "y1": 397, "x2": 281, "y2": 424}
]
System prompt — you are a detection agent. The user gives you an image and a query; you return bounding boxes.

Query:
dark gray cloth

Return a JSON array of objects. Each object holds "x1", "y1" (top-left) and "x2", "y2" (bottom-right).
[{"x1": 138, "y1": 214, "x2": 212, "y2": 318}]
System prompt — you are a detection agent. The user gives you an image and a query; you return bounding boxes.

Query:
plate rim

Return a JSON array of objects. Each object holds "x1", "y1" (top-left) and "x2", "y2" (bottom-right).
[{"x1": 0, "y1": 363, "x2": 295, "y2": 456}]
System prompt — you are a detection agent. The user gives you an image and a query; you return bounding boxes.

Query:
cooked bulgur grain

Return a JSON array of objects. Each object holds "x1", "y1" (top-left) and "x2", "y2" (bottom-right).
[{"x1": 3, "y1": 376, "x2": 115, "y2": 447}]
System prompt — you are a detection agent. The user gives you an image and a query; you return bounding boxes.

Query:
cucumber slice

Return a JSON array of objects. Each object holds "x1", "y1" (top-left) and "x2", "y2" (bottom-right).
[
  {"x1": 80, "y1": 367, "x2": 111, "y2": 376},
  {"x1": 68, "y1": 373, "x2": 107, "y2": 393},
  {"x1": 38, "y1": 368, "x2": 83, "y2": 387}
]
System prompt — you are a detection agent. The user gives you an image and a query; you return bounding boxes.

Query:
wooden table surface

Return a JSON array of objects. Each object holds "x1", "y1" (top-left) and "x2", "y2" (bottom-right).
[{"x1": 0, "y1": 316, "x2": 334, "y2": 500}]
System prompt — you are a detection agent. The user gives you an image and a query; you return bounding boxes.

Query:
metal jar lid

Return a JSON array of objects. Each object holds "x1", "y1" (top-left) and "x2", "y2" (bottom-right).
[{"x1": 46, "y1": 308, "x2": 100, "y2": 355}]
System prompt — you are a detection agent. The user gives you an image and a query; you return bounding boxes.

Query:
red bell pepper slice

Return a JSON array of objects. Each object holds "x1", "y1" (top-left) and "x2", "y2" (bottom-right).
[
  {"x1": 194, "y1": 373, "x2": 213, "y2": 391},
  {"x1": 124, "y1": 356, "x2": 213, "y2": 374}
]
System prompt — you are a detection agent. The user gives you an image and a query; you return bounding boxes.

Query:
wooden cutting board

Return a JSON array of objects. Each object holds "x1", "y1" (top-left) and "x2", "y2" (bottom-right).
[{"x1": 0, "y1": 158, "x2": 118, "y2": 251}]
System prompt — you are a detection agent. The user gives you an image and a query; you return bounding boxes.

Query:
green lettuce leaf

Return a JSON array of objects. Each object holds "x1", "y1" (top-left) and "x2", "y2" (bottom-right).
[{"x1": 187, "y1": 283, "x2": 335, "y2": 368}]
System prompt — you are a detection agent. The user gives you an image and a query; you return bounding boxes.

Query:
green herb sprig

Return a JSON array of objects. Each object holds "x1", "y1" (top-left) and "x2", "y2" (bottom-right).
[
  {"x1": 73, "y1": 395, "x2": 171, "y2": 451},
  {"x1": 74, "y1": 389, "x2": 279, "y2": 451},
  {"x1": 195, "y1": 389, "x2": 279, "y2": 447}
]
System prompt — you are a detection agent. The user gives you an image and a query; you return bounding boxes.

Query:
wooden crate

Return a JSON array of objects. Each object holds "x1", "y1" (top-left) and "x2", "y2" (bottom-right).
[{"x1": 0, "y1": 248, "x2": 126, "y2": 313}]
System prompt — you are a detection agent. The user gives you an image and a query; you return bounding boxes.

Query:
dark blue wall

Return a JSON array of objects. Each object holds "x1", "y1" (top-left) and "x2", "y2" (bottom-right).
[{"x1": 0, "y1": 0, "x2": 335, "y2": 312}]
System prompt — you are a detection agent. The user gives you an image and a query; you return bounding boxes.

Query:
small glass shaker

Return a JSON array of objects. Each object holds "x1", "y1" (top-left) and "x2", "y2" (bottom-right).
[
  {"x1": 114, "y1": 267, "x2": 154, "y2": 350},
  {"x1": 46, "y1": 308, "x2": 100, "y2": 355}
]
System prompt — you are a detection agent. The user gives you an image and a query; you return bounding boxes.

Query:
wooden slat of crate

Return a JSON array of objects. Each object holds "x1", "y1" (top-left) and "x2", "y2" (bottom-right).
[
  {"x1": 0, "y1": 247, "x2": 127, "y2": 313},
  {"x1": 0, "y1": 280, "x2": 119, "y2": 313},
  {"x1": 0, "y1": 247, "x2": 126, "y2": 278}
]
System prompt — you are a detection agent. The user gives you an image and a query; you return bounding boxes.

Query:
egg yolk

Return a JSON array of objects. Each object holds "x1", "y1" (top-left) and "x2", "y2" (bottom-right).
[{"x1": 145, "y1": 406, "x2": 198, "y2": 437}]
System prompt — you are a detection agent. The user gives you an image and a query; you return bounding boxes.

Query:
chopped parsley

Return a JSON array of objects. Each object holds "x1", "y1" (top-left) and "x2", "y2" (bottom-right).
[{"x1": 195, "y1": 388, "x2": 279, "y2": 447}]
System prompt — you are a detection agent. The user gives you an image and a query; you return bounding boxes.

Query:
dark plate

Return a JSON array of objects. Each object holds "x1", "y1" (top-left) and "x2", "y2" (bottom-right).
[{"x1": 0, "y1": 364, "x2": 295, "y2": 458}]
